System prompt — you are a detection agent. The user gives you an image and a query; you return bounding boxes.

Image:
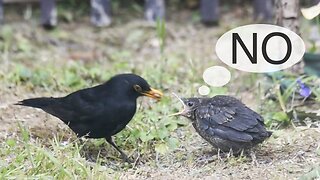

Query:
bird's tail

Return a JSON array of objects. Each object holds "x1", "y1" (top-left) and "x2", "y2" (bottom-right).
[{"x1": 15, "y1": 97, "x2": 57, "y2": 109}]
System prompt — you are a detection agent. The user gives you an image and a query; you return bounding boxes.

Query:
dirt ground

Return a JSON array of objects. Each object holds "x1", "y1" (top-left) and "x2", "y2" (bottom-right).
[
  {"x1": 1, "y1": 102, "x2": 320, "y2": 179},
  {"x1": 0, "y1": 8, "x2": 320, "y2": 179}
]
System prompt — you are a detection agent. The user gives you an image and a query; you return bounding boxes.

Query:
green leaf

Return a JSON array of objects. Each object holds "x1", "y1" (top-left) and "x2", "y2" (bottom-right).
[
  {"x1": 160, "y1": 118, "x2": 180, "y2": 131},
  {"x1": 6, "y1": 139, "x2": 16, "y2": 147},
  {"x1": 272, "y1": 111, "x2": 289, "y2": 122},
  {"x1": 139, "y1": 131, "x2": 154, "y2": 142},
  {"x1": 130, "y1": 129, "x2": 140, "y2": 139},
  {"x1": 157, "y1": 127, "x2": 169, "y2": 140},
  {"x1": 167, "y1": 137, "x2": 179, "y2": 149},
  {"x1": 155, "y1": 143, "x2": 169, "y2": 154},
  {"x1": 166, "y1": 122, "x2": 178, "y2": 131},
  {"x1": 176, "y1": 119, "x2": 189, "y2": 126},
  {"x1": 93, "y1": 139, "x2": 105, "y2": 147}
]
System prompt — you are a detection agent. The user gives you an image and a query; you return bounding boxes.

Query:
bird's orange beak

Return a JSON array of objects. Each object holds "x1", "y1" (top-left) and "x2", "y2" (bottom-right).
[{"x1": 142, "y1": 88, "x2": 163, "y2": 101}]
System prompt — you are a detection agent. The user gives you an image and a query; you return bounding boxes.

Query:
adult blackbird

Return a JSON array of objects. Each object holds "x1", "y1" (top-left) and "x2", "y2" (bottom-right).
[
  {"x1": 172, "y1": 94, "x2": 272, "y2": 154},
  {"x1": 16, "y1": 74, "x2": 163, "y2": 162}
]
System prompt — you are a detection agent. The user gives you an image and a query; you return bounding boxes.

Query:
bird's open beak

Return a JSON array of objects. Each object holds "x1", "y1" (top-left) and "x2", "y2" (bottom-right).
[
  {"x1": 142, "y1": 88, "x2": 163, "y2": 101},
  {"x1": 168, "y1": 93, "x2": 187, "y2": 117}
]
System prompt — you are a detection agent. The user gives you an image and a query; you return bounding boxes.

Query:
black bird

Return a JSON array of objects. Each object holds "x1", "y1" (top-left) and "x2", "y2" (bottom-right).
[
  {"x1": 172, "y1": 95, "x2": 272, "y2": 154},
  {"x1": 16, "y1": 74, "x2": 163, "y2": 161}
]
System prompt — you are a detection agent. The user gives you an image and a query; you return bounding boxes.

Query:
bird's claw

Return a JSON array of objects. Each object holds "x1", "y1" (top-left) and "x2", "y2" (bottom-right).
[
  {"x1": 121, "y1": 153, "x2": 133, "y2": 163},
  {"x1": 250, "y1": 150, "x2": 258, "y2": 166}
]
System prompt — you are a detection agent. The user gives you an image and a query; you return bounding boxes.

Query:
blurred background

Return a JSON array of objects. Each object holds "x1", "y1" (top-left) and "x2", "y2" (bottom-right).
[{"x1": 0, "y1": 0, "x2": 320, "y2": 179}]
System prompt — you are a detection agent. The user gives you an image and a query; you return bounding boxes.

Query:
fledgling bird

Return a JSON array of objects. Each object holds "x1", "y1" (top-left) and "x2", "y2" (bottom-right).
[
  {"x1": 16, "y1": 74, "x2": 163, "y2": 162},
  {"x1": 172, "y1": 94, "x2": 272, "y2": 154}
]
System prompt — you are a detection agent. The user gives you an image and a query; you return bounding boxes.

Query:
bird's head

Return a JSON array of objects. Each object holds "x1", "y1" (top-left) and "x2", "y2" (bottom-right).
[
  {"x1": 170, "y1": 93, "x2": 200, "y2": 119},
  {"x1": 110, "y1": 74, "x2": 163, "y2": 101}
]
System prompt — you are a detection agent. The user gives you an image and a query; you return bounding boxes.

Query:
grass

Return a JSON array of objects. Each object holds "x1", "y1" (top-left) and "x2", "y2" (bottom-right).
[
  {"x1": 0, "y1": 8, "x2": 320, "y2": 179},
  {"x1": 1, "y1": 126, "x2": 118, "y2": 179}
]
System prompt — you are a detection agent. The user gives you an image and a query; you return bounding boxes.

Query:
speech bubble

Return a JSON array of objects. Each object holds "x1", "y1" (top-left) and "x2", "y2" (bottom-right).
[
  {"x1": 203, "y1": 66, "x2": 231, "y2": 87},
  {"x1": 215, "y1": 24, "x2": 305, "y2": 73},
  {"x1": 199, "y1": 24, "x2": 305, "y2": 95},
  {"x1": 198, "y1": 85, "x2": 210, "y2": 95},
  {"x1": 198, "y1": 66, "x2": 231, "y2": 95}
]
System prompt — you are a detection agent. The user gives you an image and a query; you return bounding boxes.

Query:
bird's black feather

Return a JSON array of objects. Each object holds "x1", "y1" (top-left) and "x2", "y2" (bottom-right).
[
  {"x1": 181, "y1": 95, "x2": 271, "y2": 153},
  {"x1": 16, "y1": 73, "x2": 162, "y2": 162},
  {"x1": 16, "y1": 97, "x2": 58, "y2": 108}
]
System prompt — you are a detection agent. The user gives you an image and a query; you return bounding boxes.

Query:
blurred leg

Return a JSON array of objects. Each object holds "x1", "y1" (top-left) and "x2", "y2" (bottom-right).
[
  {"x1": 253, "y1": 0, "x2": 273, "y2": 22},
  {"x1": 0, "y1": 0, "x2": 3, "y2": 24},
  {"x1": 40, "y1": 0, "x2": 57, "y2": 29},
  {"x1": 200, "y1": 0, "x2": 219, "y2": 26},
  {"x1": 144, "y1": 0, "x2": 165, "y2": 22},
  {"x1": 91, "y1": 0, "x2": 112, "y2": 27}
]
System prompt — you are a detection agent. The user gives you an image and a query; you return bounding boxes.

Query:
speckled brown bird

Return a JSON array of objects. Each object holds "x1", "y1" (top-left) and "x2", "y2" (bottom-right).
[
  {"x1": 16, "y1": 74, "x2": 163, "y2": 162},
  {"x1": 172, "y1": 95, "x2": 272, "y2": 154}
]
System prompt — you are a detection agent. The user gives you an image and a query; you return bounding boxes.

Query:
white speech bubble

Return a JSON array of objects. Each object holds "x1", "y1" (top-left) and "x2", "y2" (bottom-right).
[
  {"x1": 198, "y1": 85, "x2": 210, "y2": 95},
  {"x1": 215, "y1": 24, "x2": 305, "y2": 73},
  {"x1": 203, "y1": 66, "x2": 231, "y2": 87}
]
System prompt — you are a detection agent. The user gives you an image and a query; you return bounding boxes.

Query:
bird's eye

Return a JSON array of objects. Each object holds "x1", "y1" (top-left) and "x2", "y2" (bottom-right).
[
  {"x1": 133, "y1": 85, "x2": 142, "y2": 92},
  {"x1": 187, "y1": 102, "x2": 194, "y2": 107}
]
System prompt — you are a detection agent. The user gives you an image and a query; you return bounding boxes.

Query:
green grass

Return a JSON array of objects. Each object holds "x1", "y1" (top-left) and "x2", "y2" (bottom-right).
[
  {"x1": 0, "y1": 128, "x2": 118, "y2": 179},
  {"x1": 0, "y1": 11, "x2": 320, "y2": 178}
]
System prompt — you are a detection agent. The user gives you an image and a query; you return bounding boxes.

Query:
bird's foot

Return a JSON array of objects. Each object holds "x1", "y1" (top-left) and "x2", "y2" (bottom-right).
[
  {"x1": 105, "y1": 137, "x2": 133, "y2": 163},
  {"x1": 250, "y1": 150, "x2": 258, "y2": 166},
  {"x1": 196, "y1": 155, "x2": 217, "y2": 166},
  {"x1": 217, "y1": 149, "x2": 224, "y2": 162}
]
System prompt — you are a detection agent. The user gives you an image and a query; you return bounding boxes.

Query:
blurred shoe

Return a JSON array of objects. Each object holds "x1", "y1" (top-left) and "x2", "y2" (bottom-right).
[
  {"x1": 0, "y1": 0, "x2": 3, "y2": 25},
  {"x1": 91, "y1": 0, "x2": 112, "y2": 27},
  {"x1": 42, "y1": 24, "x2": 56, "y2": 30},
  {"x1": 200, "y1": 0, "x2": 219, "y2": 27},
  {"x1": 144, "y1": 0, "x2": 165, "y2": 22},
  {"x1": 40, "y1": 0, "x2": 57, "y2": 30},
  {"x1": 201, "y1": 21, "x2": 219, "y2": 27}
]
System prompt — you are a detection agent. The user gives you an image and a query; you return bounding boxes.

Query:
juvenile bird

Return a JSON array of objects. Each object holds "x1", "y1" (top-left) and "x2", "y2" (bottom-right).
[
  {"x1": 16, "y1": 74, "x2": 163, "y2": 162},
  {"x1": 172, "y1": 95, "x2": 271, "y2": 154}
]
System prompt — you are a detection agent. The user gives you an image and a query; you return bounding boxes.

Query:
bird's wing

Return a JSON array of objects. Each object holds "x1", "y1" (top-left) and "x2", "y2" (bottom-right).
[
  {"x1": 44, "y1": 88, "x2": 105, "y2": 122},
  {"x1": 195, "y1": 98, "x2": 268, "y2": 143}
]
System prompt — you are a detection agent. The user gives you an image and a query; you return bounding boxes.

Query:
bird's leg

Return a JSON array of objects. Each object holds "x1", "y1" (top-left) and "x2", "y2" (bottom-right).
[
  {"x1": 105, "y1": 137, "x2": 131, "y2": 163},
  {"x1": 227, "y1": 149, "x2": 233, "y2": 159},
  {"x1": 78, "y1": 138, "x2": 84, "y2": 145},
  {"x1": 217, "y1": 149, "x2": 223, "y2": 162},
  {"x1": 76, "y1": 138, "x2": 96, "y2": 162},
  {"x1": 250, "y1": 150, "x2": 258, "y2": 166}
]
